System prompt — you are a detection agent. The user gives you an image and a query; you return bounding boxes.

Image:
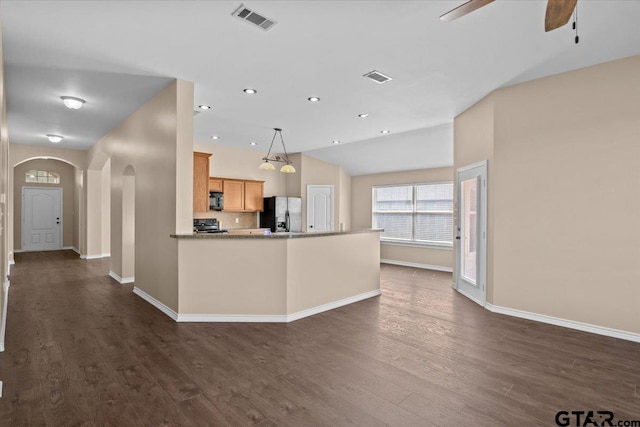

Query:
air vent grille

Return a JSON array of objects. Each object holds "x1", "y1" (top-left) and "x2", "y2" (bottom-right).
[
  {"x1": 363, "y1": 70, "x2": 392, "y2": 84},
  {"x1": 232, "y1": 4, "x2": 277, "y2": 31}
]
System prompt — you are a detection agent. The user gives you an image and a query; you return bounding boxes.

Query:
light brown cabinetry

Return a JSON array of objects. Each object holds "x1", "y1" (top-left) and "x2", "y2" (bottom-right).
[
  {"x1": 208, "y1": 178, "x2": 223, "y2": 192},
  {"x1": 221, "y1": 179, "x2": 264, "y2": 212},
  {"x1": 222, "y1": 180, "x2": 245, "y2": 211},
  {"x1": 244, "y1": 181, "x2": 264, "y2": 212},
  {"x1": 193, "y1": 152, "x2": 211, "y2": 213}
]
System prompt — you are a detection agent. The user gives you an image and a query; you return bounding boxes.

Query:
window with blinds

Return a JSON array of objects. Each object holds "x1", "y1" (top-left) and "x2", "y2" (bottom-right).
[{"x1": 372, "y1": 182, "x2": 453, "y2": 247}]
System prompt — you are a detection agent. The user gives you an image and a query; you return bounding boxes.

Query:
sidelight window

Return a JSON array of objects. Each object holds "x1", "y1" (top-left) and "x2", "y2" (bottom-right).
[{"x1": 372, "y1": 182, "x2": 453, "y2": 247}]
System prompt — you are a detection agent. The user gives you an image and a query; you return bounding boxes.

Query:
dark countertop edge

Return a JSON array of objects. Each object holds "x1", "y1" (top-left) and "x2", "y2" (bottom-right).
[{"x1": 170, "y1": 229, "x2": 383, "y2": 239}]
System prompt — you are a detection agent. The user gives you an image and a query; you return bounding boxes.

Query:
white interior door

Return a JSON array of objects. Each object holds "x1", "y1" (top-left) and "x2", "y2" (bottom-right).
[
  {"x1": 22, "y1": 187, "x2": 62, "y2": 251},
  {"x1": 455, "y1": 161, "x2": 487, "y2": 306},
  {"x1": 307, "y1": 185, "x2": 333, "y2": 232}
]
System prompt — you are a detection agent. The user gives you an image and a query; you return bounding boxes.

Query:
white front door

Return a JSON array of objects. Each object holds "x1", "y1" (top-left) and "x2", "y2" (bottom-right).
[
  {"x1": 22, "y1": 187, "x2": 62, "y2": 251},
  {"x1": 307, "y1": 185, "x2": 333, "y2": 232},
  {"x1": 455, "y1": 161, "x2": 487, "y2": 306}
]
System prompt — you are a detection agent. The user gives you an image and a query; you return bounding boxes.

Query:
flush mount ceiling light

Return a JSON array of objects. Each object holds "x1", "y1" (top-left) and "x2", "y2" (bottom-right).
[
  {"x1": 60, "y1": 96, "x2": 85, "y2": 110},
  {"x1": 332, "y1": 140, "x2": 341, "y2": 144},
  {"x1": 358, "y1": 113, "x2": 369, "y2": 118},
  {"x1": 307, "y1": 97, "x2": 320, "y2": 102},
  {"x1": 199, "y1": 105, "x2": 212, "y2": 110},
  {"x1": 211, "y1": 135, "x2": 220, "y2": 140},
  {"x1": 259, "y1": 128, "x2": 296, "y2": 173},
  {"x1": 381, "y1": 130, "x2": 391, "y2": 134},
  {"x1": 46, "y1": 134, "x2": 63, "y2": 143},
  {"x1": 243, "y1": 88, "x2": 257, "y2": 94},
  {"x1": 249, "y1": 142, "x2": 257, "y2": 146}
]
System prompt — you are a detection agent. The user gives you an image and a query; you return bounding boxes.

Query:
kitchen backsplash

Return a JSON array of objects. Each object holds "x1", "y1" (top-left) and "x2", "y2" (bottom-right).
[{"x1": 193, "y1": 211, "x2": 259, "y2": 230}]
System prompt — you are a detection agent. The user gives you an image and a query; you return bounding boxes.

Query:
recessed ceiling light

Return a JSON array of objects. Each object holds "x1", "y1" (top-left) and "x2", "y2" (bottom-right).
[
  {"x1": 332, "y1": 140, "x2": 341, "y2": 144},
  {"x1": 381, "y1": 130, "x2": 390, "y2": 134},
  {"x1": 243, "y1": 88, "x2": 257, "y2": 94},
  {"x1": 358, "y1": 113, "x2": 369, "y2": 118},
  {"x1": 199, "y1": 105, "x2": 212, "y2": 110},
  {"x1": 211, "y1": 135, "x2": 219, "y2": 140},
  {"x1": 46, "y1": 134, "x2": 63, "y2": 143},
  {"x1": 250, "y1": 142, "x2": 257, "y2": 146},
  {"x1": 61, "y1": 96, "x2": 85, "y2": 110},
  {"x1": 308, "y1": 97, "x2": 320, "y2": 102}
]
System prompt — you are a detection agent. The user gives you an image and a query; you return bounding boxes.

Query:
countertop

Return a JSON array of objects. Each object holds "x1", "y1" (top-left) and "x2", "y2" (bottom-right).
[{"x1": 171, "y1": 229, "x2": 382, "y2": 239}]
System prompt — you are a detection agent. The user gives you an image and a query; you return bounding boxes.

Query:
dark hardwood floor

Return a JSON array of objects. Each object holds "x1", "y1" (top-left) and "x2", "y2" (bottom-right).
[{"x1": 1, "y1": 250, "x2": 639, "y2": 426}]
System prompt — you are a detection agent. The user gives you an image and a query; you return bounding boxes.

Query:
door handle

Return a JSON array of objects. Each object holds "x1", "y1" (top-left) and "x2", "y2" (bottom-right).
[{"x1": 455, "y1": 236, "x2": 460, "y2": 240}]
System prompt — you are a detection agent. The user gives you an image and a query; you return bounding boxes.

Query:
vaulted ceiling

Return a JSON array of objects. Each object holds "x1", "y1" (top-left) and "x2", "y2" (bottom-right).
[{"x1": 3, "y1": 1, "x2": 640, "y2": 175}]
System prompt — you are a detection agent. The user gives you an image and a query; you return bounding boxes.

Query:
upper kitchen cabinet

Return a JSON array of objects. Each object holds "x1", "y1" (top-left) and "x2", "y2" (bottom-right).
[
  {"x1": 209, "y1": 178, "x2": 223, "y2": 192},
  {"x1": 222, "y1": 179, "x2": 264, "y2": 212},
  {"x1": 244, "y1": 181, "x2": 264, "y2": 211},
  {"x1": 193, "y1": 152, "x2": 211, "y2": 212},
  {"x1": 223, "y1": 180, "x2": 245, "y2": 211}
]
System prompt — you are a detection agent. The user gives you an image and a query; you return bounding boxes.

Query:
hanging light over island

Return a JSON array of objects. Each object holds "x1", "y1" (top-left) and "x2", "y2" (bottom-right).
[{"x1": 259, "y1": 128, "x2": 296, "y2": 174}]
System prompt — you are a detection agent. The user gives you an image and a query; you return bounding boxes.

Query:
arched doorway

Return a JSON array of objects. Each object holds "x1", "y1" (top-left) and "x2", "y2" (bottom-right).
[{"x1": 12, "y1": 157, "x2": 82, "y2": 254}]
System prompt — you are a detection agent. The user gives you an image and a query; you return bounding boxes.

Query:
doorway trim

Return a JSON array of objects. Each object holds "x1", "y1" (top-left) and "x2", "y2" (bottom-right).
[
  {"x1": 306, "y1": 185, "x2": 334, "y2": 232},
  {"x1": 21, "y1": 186, "x2": 63, "y2": 252},
  {"x1": 454, "y1": 160, "x2": 487, "y2": 306}
]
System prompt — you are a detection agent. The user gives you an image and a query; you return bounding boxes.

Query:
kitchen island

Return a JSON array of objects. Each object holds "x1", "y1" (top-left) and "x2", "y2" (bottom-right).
[{"x1": 138, "y1": 229, "x2": 382, "y2": 322}]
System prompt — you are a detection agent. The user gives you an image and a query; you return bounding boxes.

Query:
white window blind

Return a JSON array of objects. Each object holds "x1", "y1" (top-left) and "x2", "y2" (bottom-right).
[{"x1": 372, "y1": 182, "x2": 453, "y2": 247}]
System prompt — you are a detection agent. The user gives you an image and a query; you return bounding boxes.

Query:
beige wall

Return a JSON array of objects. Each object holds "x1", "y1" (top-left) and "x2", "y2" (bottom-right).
[
  {"x1": 338, "y1": 167, "x2": 351, "y2": 231},
  {"x1": 286, "y1": 154, "x2": 351, "y2": 232},
  {"x1": 177, "y1": 232, "x2": 380, "y2": 316},
  {"x1": 101, "y1": 158, "x2": 111, "y2": 255},
  {"x1": 73, "y1": 167, "x2": 82, "y2": 251},
  {"x1": 179, "y1": 239, "x2": 288, "y2": 315},
  {"x1": 194, "y1": 141, "x2": 286, "y2": 198},
  {"x1": 286, "y1": 233, "x2": 380, "y2": 313},
  {"x1": 190, "y1": 144, "x2": 353, "y2": 232},
  {"x1": 455, "y1": 54, "x2": 640, "y2": 335},
  {"x1": 8, "y1": 144, "x2": 87, "y2": 258},
  {"x1": 454, "y1": 95, "x2": 495, "y2": 297},
  {"x1": 191, "y1": 141, "x2": 286, "y2": 228},
  {"x1": 351, "y1": 167, "x2": 454, "y2": 270},
  {"x1": 0, "y1": 19, "x2": 9, "y2": 351},
  {"x1": 13, "y1": 159, "x2": 76, "y2": 249},
  {"x1": 87, "y1": 79, "x2": 189, "y2": 311}
]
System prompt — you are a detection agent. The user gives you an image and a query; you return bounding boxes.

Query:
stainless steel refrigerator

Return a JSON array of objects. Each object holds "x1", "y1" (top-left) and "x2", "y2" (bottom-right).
[{"x1": 260, "y1": 197, "x2": 302, "y2": 232}]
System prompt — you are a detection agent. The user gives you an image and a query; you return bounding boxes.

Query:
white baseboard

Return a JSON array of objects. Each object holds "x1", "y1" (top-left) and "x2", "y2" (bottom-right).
[
  {"x1": 108, "y1": 271, "x2": 134, "y2": 284},
  {"x1": 178, "y1": 313, "x2": 288, "y2": 322},
  {"x1": 381, "y1": 259, "x2": 453, "y2": 273},
  {"x1": 175, "y1": 289, "x2": 382, "y2": 323},
  {"x1": 286, "y1": 289, "x2": 382, "y2": 322},
  {"x1": 0, "y1": 280, "x2": 10, "y2": 353},
  {"x1": 83, "y1": 253, "x2": 109, "y2": 260},
  {"x1": 132, "y1": 286, "x2": 178, "y2": 321},
  {"x1": 454, "y1": 287, "x2": 485, "y2": 307},
  {"x1": 485, "y1": 302, "x2": 640, "y2": 343}
]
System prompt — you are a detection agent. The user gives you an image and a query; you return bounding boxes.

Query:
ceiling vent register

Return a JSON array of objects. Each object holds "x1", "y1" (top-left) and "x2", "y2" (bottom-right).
[
  {"x1": 232, "y1": 4, "x2": 277, "y2": 31},
  {"x1": 363, "y1": 70, "x2": 392, "y2": 84}
]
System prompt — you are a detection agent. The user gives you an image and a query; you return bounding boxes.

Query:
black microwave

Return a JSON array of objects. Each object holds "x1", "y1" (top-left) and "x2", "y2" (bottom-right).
[{"x1": 209, "y1": 192, "x2": 224, "y2": 211}]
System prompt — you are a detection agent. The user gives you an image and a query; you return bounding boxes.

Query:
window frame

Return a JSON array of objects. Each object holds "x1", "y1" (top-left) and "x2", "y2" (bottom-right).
[
  {"x1": 372, "y1": 181, "x2": 454, "y2": 249},
  {"x1": 25, "y1": 169, "x2": 60, "y2": 184}
]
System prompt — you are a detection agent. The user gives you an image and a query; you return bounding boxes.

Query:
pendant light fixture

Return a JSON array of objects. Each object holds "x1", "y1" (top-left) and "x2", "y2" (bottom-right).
[{"x1": 259, "y1": 128, "x2": 296, "y2": 173}]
